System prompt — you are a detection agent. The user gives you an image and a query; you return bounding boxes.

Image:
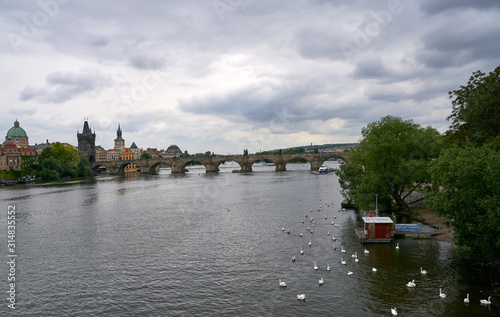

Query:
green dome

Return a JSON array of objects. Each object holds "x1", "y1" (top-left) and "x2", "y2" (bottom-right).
[{"x1": 6, "y1": 120, "x2": 27, "y2": 138}]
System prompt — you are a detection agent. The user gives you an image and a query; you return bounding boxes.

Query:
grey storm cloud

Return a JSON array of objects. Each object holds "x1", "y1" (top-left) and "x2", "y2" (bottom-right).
[
  {"x1": 19, "y1": 69, "x2": 114, "y2": 104},
  {"x1": 128, "y1": 55, "x2": 166, "y2": 70},
  {"x1": 2, "y1": 0, "x2": 500, "y2": 151}
]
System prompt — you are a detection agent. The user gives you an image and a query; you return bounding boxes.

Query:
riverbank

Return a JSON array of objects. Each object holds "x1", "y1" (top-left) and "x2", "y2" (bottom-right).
[{"x1": 400, "y1": 199, "x2": 455, "y2": 244}]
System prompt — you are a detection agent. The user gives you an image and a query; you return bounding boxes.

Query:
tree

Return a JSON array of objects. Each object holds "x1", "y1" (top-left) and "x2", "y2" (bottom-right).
[
  {"x1": 336, "y1": 116, "x2": 443, "y2": 212},
  {"x1": 426, "y1": 146, "x2": 500, "y2": 265},
  {"x1": 446, "y1": 65, "x2": 500, "y2": 148},
  {"x1": 36, "y1": 142, "x2": 90, "y2": 180},
  {"x1": 141, "y1": 152, "x2": 151, "y2": 159}
]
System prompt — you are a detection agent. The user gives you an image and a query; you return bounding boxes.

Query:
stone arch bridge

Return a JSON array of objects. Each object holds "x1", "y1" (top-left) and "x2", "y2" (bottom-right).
[{"x1": 91, "y1": 150, "x2": 349, "y2": 174}]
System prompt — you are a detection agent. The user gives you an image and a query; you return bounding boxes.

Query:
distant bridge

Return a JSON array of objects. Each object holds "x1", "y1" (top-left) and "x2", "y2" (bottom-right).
[{"x1": 90, "y1": 150, "x2": 350, "y2": 174}]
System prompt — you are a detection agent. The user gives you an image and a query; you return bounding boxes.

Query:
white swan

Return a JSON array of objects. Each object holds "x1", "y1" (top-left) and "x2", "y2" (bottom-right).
[
  {"x1": 347, "y1": 271, "x2": 353, "y2": 275},
  {"x1": 439, "y1": 288, "x2": 446, "y2": 298},
  {"x1": 395, "y1": 243, "x2": 399, "y2": 250},
  {"x1": 333, "y1": 244, "x2": 337, "y2": 250},
  {"x1": 327, "y1": 263, "x2": 331, "y2": 271},
  {"x1": 292, "y1": 255, "x2": 296, "y2": 262},
  {"x1": 480, "y1": 296, "x2": 491, "y2": 305},
  {"x1": 406, "y1": 280, "x2": 416, "y2": 287},
  {"x1": 341, "y1": 246, "x2": 346, "y2": 253},
  {"x1": 299, "y1": 233, "x2": 303, "y2": 237},
  {"x1": 314, "y1": 261, "x2": 318, "y2": 270},
  {"x1": 332, "y1": 235, "x2": 336, "y2": 241},
  {"x1": 327, "y1": 231, "x2": 330, "y2": 236},
  {"x1": 391, "y1": 308, "x2": 398, "y2": 315},
  {"x1": 319, "y1": 278, "x2": 324, "y2": 285},
  {"x1": 420, "y1": 267, "x2": 427, "y2": 275},
  {"x1": 351, "y1": 252, "x2": 357, "y2": 259},
  {"x1": 464, "y1": 293, "x2": 469, "y2": 303},
  {"x1": 372, "y1": 267, "x2": 377, "y2": 272},
  {"x1": 364, "y1": 249, "x2": 370, "y2": 254},
  {"x1": 309, "y1": 240, "x2": 312, "y2": 247},
  {"x1": 279, "y1": 279, "x2": 287, "y2": 287},
  {"x1": 281, "y1": 227, "x2": 285, "y2": 232},
  {"x1": 297, "y1": 294, "x2": 306, "y2": 301},
  {"x1": 355, "y1": 255, "x2": 359, "y2": 263},
  {"x1": 341, "y1": 257, "x2": 346, "y2": 265},
  {"x1": 300, "y1": 247, "x2": 304, "y2": 255}
]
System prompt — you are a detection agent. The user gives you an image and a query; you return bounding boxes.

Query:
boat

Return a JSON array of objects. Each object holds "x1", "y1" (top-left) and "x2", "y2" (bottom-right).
[
  {"x1": 319, "y1": 166, "x2": 335, "y2": 173},
  {"x1": 17, "y1": 175, "x2": 36, "y2": 184}
]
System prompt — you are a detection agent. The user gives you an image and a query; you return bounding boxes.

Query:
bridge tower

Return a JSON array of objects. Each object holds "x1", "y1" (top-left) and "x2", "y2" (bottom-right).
[{"x1": 77, "y1": 119, "x2": 96, "y2": 163}]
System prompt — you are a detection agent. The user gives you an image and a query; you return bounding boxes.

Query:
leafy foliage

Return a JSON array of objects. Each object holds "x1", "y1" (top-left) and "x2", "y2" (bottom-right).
[
  {"x1": 447, "y1": 65, "x2": 500, "y2": 148},
  {"x1": 426, "y1": 146, "x2": 500, "y2": 265},
  {"x1": 36, "y1": 142, "x2": 89, "y2": 180},
  {"x1": 336, "y1": 116, "x2": 443, "y2": 212}
]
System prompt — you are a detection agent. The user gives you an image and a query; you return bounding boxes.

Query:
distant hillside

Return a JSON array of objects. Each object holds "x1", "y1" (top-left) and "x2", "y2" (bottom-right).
[{"x1": 264, "y1": 143, "x2": 358, "y2": 153}]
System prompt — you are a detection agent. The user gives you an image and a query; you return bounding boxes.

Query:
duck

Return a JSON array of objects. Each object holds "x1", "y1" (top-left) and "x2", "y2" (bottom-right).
[
  {"x1": 439, "y1": 288, "x2": 446, "y2": 298},
  {"x1": 319, "y1": 278, "x2": 324, "y2": 285},
  {"x1": 464, "y1": 293, "x2": 469, "y2": 304},
  {"x1": 406, "y1": 280, "x2": 416, "y2": 287},
  {"x1": 279, "y1": 279, "x2": 287, "y2": 287},
  {"x1": 395, "y1": 243, "x2": 399, "y2": 250},
  {"x1": 314, "y1": 261, "x2": 318, "y2": 270},
  {"x1": 326, "y1": 263, "x2": 331, "y2": 271},
  {"x1": 480, "y1": 296, "x2": 491, "y2": 305},
  {"x1": 297, "y1": 294, "x2": 306, "y2": 301},
  {"x1": 347, "y1": 271, "x2": 353, "y2": 275},
  {"x1": 341, "y1": 257, "x2": 346, "y2": 265},
  {"x1": 287, "y1": 229, "x2": 290, "y2": 234},
  {"x1": 372, "y1": 267, "x2": 377, "y2": 272},
  {"x1": 420, "y1": 267, "x2": 427, "y2": 275},
  {"x1": 391, "y1": 308, "x2": 398, "y2": 316},
  {"x1": 364, "y1": 249, "x2": 370, "y2": 254}
]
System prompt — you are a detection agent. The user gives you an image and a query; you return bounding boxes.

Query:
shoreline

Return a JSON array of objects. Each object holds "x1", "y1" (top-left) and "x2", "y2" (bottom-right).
[{"x1": 398, "y1": 199, "x2": 455, "y2": 244}]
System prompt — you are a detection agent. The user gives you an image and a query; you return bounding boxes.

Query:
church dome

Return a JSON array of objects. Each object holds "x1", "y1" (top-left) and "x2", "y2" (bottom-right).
[
  {"x1": 166, "y1": 145, "x2": 181, "y2": 154},
  {"x1": 6, "y1": 120, "x2": 27, "y2": 138}
]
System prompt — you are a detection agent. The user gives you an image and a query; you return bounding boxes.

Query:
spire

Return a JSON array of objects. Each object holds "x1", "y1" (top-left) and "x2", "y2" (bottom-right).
[
  {"x1": 117, "y1": 123, "x2": 122, "y2": 139},
  {"x1": 82, "y1": 119, "x2": 92, "y2": 134}
]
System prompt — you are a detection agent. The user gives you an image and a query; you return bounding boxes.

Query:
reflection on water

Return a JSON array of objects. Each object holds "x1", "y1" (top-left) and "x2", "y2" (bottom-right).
[{"x1": 0, "y1": 163, "x2": 497, "y2": 316}]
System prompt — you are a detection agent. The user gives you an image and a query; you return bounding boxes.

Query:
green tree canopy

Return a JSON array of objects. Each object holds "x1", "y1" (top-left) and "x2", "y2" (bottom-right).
[
  {"x1": 37, "y1": 142, "x2": 89, "y2": 180},
  {"x1": 426, "y1": 146, "x2": 500, "y2": 265},
  {"x1": 336, "y1": 115, "x2": 443, "y2": 212},
  {"x1": 446, "y1": 65, "x2": 500, "y2": 148}
]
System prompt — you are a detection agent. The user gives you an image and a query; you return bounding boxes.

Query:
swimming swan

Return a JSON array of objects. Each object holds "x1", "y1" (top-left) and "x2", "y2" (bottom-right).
[
  {"x1": 279, "y1": 279, "x2": 286, "y2": 287},
  {"x1": 480, "y1": 296, "x2": 491, "y2": 305},
  {"x1": 406, "y1": 280, "x2": 416, "y2": 287}
]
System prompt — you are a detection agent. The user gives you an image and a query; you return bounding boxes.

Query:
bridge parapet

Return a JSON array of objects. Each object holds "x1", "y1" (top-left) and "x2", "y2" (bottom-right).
[{"x1": 90, "y1": 150, "x2": 349, "y2": 174}]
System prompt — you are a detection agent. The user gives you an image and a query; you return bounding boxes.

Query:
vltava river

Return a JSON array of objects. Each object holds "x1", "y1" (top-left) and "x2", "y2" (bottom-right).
[{"x1": 0, "y1": 162, "x2": 497, "y2": 316}]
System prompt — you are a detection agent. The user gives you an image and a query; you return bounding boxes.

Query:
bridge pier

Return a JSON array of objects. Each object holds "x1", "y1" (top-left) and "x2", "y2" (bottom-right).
[
  {"x1": 309, "y1": 158, "x2": 323, "y2": 171},
  {"x1": 275, "y1": 161, "x2": 286, "y2": 172},
  {"x1": 205, "y1": 159, "x2": 220, "y2": 173},
  {"x1": 240, "y1": 162, "x2": 252, "y2": 173}
]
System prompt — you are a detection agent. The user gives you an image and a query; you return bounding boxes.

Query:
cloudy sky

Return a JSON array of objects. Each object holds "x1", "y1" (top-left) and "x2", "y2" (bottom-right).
[{"x1": 1, "y1": 0, "x2": 499, "y2": 154}]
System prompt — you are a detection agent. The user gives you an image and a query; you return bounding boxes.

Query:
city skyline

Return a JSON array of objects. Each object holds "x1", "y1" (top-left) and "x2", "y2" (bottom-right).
[{"x1": 2, "y1": 1, "x2": 500, "y2": 153}]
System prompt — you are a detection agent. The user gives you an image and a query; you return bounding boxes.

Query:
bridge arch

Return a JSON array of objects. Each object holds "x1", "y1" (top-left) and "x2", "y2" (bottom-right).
[{"x1": 149, "y1": 162, "x2": 173, "y2": 173}]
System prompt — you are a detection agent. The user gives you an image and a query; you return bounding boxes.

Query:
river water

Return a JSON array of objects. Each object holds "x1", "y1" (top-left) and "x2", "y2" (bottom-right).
[{"x1": 0, "y1": 162, "x2": 497, "y2": 316}]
